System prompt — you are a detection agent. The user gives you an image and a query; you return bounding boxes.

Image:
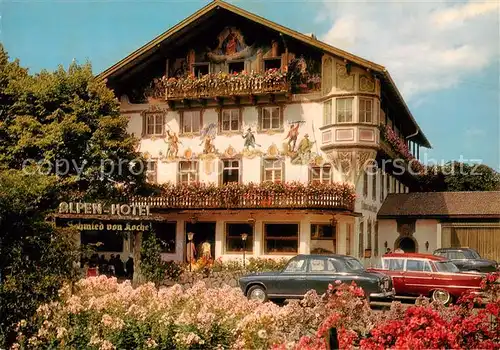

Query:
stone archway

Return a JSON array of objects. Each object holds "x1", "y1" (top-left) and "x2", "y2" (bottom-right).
[{"x1": 394, "y1": 236, "x2": 418, "y2": 253}]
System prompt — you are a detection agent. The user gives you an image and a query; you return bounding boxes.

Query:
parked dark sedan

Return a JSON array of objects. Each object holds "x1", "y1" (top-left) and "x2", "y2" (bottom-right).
[
  {"x1": 239, "y1": 254, "x2": 394, "y2": 303},
  {"x1": 433, "y1": 248, "x2": 498, "y2": 273}
]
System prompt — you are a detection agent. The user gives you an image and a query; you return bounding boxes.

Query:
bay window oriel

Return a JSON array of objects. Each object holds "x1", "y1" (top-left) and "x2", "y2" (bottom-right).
[
  {"x1": 359, "y1": 98, "x2": 373, "y2": 123},
  {"x1": 336, "y1": 97, "x2": 353, "y2": 123}
]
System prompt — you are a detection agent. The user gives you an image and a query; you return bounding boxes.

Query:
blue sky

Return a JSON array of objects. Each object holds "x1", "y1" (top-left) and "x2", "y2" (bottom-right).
[{"x1": 2, "y1": 0, "x2": 499, "y2": 170}]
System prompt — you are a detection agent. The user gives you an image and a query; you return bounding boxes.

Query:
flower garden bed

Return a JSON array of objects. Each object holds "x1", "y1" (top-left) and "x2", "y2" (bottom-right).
[{"x1": 13, "y1": 273, "x2": 499, "y2": 349}]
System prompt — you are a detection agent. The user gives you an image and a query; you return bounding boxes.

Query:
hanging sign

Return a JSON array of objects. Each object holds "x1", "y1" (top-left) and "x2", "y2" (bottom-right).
[{"x1": 58, "y1": 202, "x2": 151, "y2": 217}]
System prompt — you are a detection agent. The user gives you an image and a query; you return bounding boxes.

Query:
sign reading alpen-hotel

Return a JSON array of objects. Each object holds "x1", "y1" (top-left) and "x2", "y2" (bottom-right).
[{"x1": 58, "y1": 202, "x2": 151, "y2": 217}]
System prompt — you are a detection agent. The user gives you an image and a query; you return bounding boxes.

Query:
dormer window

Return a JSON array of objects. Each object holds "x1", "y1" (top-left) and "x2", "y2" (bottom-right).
[
  {"x1": 264, "y1": 58, "x2": 281, "y2": 71},
  {"x1": 192, "y1": 63, "x2": 209, "y2": 77},
  {"x1": 228, "y1": 60, "x2": 245, "y2": 74}
]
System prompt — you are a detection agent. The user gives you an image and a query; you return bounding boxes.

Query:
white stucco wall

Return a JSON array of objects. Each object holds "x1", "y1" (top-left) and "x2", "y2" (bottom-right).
[{"x1": 377, "y1": 219, "x2": 439, "y2": 255}]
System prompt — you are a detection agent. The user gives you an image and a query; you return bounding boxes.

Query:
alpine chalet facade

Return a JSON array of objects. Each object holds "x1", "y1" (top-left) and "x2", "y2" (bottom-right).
[{"x1": 92, "y1": 0, "x2": 431, "y2": 263}]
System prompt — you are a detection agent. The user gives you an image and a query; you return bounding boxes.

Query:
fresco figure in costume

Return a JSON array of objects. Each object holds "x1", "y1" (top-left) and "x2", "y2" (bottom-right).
[
  {"x1": 166, "y1": 130, "x2": 180, "y2": 158},
  {"x1": 284, "y1": 123, "x2": 300, "y2": 152},
  {"x1": 199, "y1": 123, "x2": 218, "y2": 154},
  {"x1": 292, "y1": 134, "x2": 315, "y2": 164},
  {"x1": 242, "y1": 128, "x2": 260, "y2": 149}
]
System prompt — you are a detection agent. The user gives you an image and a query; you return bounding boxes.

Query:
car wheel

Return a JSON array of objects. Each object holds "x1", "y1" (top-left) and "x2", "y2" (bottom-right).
[
  {"x1": 431, "y1": 289, "x2": 452, "y2": 305},
  {"x1": 247, "y1": 285, "x2": 268, "y2": 303}
]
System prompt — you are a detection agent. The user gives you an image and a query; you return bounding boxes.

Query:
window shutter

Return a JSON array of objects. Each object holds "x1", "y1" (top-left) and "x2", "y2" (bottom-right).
[
  {"x1": 281, "y1": 160, "x2": 285, "y2": 183},
  {"x1": 321, "y1": 55, "x2": 333, "y2": 95},
  {"x1": 142, "y1": 113, "x2": 147, "y2": 137},
  {"x1": 257, "y1": 107, "x2": 262, "y2": 132},
  {"x1": 218, "y1": 158, "x2": 223, "y2": 185}
]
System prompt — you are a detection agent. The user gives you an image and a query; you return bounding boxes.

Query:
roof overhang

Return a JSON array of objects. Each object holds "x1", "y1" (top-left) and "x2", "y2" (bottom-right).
[{"x1": 97, "y1": 0, "x2": 431, "y2": 148}]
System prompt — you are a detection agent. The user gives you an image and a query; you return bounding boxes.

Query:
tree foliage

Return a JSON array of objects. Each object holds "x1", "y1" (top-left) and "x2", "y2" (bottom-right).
[
  {"x1": 0, "y1": 44, "x2": 148, "y2": 201},
  {"x1": 0, "y1": 44, "x2": 150, "y2": 346},
  {"x1": 418, "y1": 162, "x2": 500, "y2": 192}
]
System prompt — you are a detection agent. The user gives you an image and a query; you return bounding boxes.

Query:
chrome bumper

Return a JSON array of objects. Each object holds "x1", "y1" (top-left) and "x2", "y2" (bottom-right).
[{"x1": 370, "y1": 288, "x2": 395, "y2": 299}]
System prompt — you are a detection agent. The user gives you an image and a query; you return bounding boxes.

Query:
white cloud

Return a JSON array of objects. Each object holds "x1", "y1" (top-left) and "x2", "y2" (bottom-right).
[{"x1": 318, "y1": 0, "x2": 500, "y2": 100}]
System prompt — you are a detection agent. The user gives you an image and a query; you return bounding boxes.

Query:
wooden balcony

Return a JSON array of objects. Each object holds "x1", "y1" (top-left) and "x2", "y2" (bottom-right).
[
  {"x1": 131, "y1": 189, "x2": 354, "y2": 211},
  {"x1": 164, "y1": 70, "x2": 290, "y2": 101}
]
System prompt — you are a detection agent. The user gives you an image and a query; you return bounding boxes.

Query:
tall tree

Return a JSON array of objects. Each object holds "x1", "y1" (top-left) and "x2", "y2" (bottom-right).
[
  {"x1": 0, "y1": 47, "x2": 147, "y2": 200},
  {"x1": 0, "y1": 45, "x2": 150, "y2": 346},
  {"x1": 419, "y1": 162, "x2": 500, "y2": 192}
]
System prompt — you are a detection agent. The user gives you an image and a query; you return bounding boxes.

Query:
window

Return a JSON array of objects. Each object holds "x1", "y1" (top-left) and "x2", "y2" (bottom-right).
[
  {"x1": 406, "y1": 259, "x2": 427, "y2": 272},
  {"x1": 225, "y1": 223, "x2": 253, "y2": 253},
  {"x1": 222, "y1": 159, "x2": 240, "y2": 184},
  {"x1": 359, "y1": 98, "x2": 373, "y2": 123},
  {"x1": 228, "y1": 60, "x2": 245, "y2": 74},
  {"x1": 439, "y1": 251, "x2": 467, "y2": 260},
  {"x1": 178, "y1": 161, "x2": 198, "y2": 184},
  {"x1": 344, "y1": 258, "x2": 364, "y2": 271},
  {"x1": 283, "y1": 256, "x2": 307, "y2": 273},
  {"x1": 310, "y1": 224, "x2": 336, "y2": 254},
  {"x1": 363, "y1": 171, "x2": 368, "y2": 197},
  {"x1": 81, "y1": 230, "x2": 124, "y2": 252},
  {"x1": 263, "y1": 159, "x2": 283, "y2": 183},
  {"x1": 358, "y1": 220, "x2": 364, "y2": 258},
  {"x1": 308, "y1": 258, "x2": 337, "y2": 274},
  {"x1": 146, "y1": 160, "x2": 157, "y2": 184},
  {"x1": 264, "y1": 223, "x2": 298, "y2": 254},
  {"x1": 181, "y1": 111, "x2": 201, "y2": 134},
  {"x1": 144, "y1": 112, "x2": 164, "y2": 136},
  {"x1": 264, "y1": 58, "x2": 281, "y2": 71},
  {"x1": 323, "y1": 99, "x2": 332, "y2": 126},
  {"x1": 309, "y1": 165, "x2": 332, "y2": 184},
  {"x1": 392, "y1": 177, "x2": 396, "y2": 193},
  {"x1": 151, "y1": 222, "x2": 176, "y2": 253},
  {"x1": 220, "y1": 109, "x2": 240, "y2": 132},
  {"x1": 374, "y1": 221, "x2": 379, "y2": 257},
  {"x1": 260, "y1": 106, "x2": 282, "y2": 131},
  {"x1": 386, "y1": 174, "x2": 391, "y2": 194},
  {"x1": 192, "y1": 63, "x2": 209, "y2": 77},
  {"x1": 395, "y1": 180, "x2": 400, "y2": 193},
  {"x1": 336, "y1": 98, "x2": 353, "y2": 123},
  {"x1": 384, "y1": 258, "x2": 404, "y2": 271},
  {"x1": 372, "y1": 172, "x2": 377, "y2": 201},
  {"x1": 434, "y1": 261, "x2": 460, "y2": 273}
]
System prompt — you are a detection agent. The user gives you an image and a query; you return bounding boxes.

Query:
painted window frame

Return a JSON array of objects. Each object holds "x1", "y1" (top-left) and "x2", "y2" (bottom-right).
[
  {"x1": 179, "y1": 109, "x2": 203, "y2": 136},
  {"x1": 218, "y1": 108, "x2": 242, "y2": 133},
  {"x1": 178, "y1": 160, "x2": 199, "y2": 185},
  {"x1": 257, "y1": 105, "x2": 284, "y2": 132},
  {"x1": 309, "y1": 165, "x2": 332, "y2": 184},
  {"x1": 262, "y1": 158, "x2": 284, "y2": 183}
]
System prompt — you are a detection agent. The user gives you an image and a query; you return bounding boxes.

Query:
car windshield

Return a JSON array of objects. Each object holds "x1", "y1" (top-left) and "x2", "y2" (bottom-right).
[
  {"x1": 343, "y1": 258, "x2": 365, "y2": 271},
  {"x1": 434, "y1": 261, "x2": 460, "y2": 273}
]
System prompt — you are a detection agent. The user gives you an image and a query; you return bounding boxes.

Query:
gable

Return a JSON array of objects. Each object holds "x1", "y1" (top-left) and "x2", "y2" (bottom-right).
[{"x1": 98, "y1": 0, "x2": 431, "y2": 148}]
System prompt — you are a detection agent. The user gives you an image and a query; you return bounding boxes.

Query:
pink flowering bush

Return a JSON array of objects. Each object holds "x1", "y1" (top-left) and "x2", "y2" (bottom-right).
[
  {"x1": 379, "y1": 124, "x2": 425, "y2": 174},
  {"x1": 13, "y1": 276, "x2": 332, "y2": 349}
]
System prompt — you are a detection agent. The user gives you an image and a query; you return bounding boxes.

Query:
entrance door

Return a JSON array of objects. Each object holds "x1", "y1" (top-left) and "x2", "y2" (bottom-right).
[
  {"x1": 185, "y1": 222, "x2": 216, "y2": 261},
  {"x1": 398, "y1": 237, "x2": 416, "y2": 253}
]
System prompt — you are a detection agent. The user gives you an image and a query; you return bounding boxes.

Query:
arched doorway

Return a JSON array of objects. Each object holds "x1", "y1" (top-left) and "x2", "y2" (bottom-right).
[{"x1": 397, "y1": 237, "x2": 416, "y2": 253}]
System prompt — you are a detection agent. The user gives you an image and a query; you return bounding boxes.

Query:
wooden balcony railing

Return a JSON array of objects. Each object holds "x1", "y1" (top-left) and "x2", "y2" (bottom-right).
[
  {"x1": 164, "y1": 71, "x2": 290, "y2": 100},
  {"x1": 131, "y1": 192, "x2": 354, "y2": 211}
]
